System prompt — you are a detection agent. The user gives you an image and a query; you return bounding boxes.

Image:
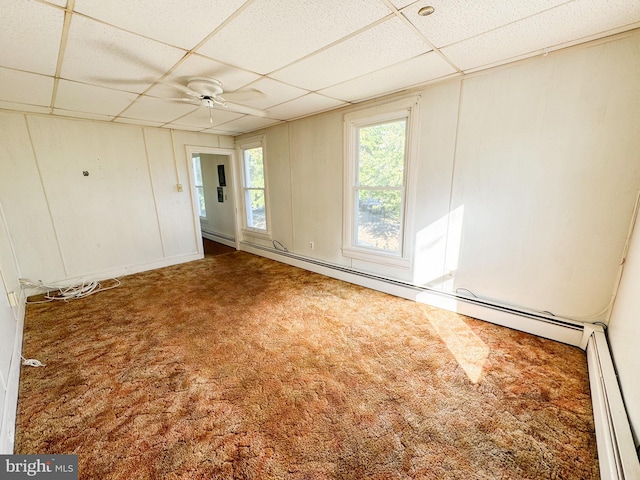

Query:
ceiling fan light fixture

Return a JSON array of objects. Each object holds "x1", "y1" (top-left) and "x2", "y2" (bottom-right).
[{"x1": 418, "y1": 5, "x2": 435, "y2": 16}]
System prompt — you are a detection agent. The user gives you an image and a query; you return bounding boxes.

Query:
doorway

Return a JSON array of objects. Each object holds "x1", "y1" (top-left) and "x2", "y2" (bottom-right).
[{"x1": 186, "y1": 146, "x2": 239, "y2": 256}]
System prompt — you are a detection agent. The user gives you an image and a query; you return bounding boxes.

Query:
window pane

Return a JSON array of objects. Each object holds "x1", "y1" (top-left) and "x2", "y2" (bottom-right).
[
  {"x1": 244, "y1": 147, "x2": 264, "y2": 188},
  {"x1": 358, "y1": 120, "x2": 406, "y2": 187},
  {"x1": 192, "y1": 156, "x2": 203, "y2": 186},
  {"x1": 246, "y1": 189, "x2": 266, "y2": 230},
  {"x1": 196, "y1": 186, "x2": 206, "y2": 217},
  {"x1": 355, "y1": 189, "x2": 401, "y2": 252}
]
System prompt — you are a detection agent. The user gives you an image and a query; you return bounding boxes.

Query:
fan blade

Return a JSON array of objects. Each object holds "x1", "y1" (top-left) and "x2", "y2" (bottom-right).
[
  {"x1": 167, "y1": 97, "x2": 200, "y2": 104},
  {"x1": 155, "y1": 79, "x2": 201, "y2": 97},
  {"x1": 223, "y1": 89, "x2": 265, "y2": 102},
  {"x1": 223, "y1": 102, "x2": 268, "y2": 117}
]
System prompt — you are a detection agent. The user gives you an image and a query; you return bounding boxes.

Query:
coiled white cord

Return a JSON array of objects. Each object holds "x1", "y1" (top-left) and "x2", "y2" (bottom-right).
[
  {"x1": 21, "y1": 355, "x2": 46, "y2": 367},
  {"x1": 20, "y1": 278, "x2": 121, "y2": 303}
]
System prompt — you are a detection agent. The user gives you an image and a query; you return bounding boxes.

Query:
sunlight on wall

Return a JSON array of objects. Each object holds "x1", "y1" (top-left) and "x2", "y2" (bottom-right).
[
  {"x1": 413, "y1": 205, "x2": 465, "y2": 291},
  {"x1": 427, "y1": 309, "x2": 490, "y2": 384}
]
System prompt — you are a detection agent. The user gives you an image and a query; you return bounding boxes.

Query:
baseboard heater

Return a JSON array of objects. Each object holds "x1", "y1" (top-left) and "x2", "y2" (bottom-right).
[
  {"x1": 202, "y1": 231, "x2": 235, "y2": 248},
  {"x1": 240, "y1": 242, "x2": 583, "y2": 345},
  {"x1": 585, "y1": 326, "x2": 640, "y2": 480}
]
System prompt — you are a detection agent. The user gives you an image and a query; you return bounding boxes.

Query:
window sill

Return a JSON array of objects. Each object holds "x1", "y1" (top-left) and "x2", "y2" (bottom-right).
[
  {"x1": 342, "y1": 246, "x2": 410, "y2": 269},
  {"x1": 241, "y1": 228, "x2": 271, "y2": 241}
]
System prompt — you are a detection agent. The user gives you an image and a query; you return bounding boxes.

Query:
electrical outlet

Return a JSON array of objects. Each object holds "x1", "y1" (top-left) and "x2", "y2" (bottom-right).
[
  {"x1": 7, "y1": 291, "x2": 17, "y2": 307},
  {"x1": 309, "y1": 241, "x2": 315, "y2": 250}
]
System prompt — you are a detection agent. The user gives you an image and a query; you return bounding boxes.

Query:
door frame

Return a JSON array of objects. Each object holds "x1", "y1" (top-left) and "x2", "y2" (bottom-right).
[{"x1": 185, "y1": 145, "x2": 240, "y2": 252}]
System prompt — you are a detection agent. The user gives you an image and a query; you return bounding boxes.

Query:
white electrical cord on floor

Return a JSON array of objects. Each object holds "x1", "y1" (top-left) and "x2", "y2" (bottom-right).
[
  {"x1": 20, "y1": 277, "x2": 121, "y2": 303},
  {"x1": 21, "y1": 355, "x2": 46, "y2": 367}
]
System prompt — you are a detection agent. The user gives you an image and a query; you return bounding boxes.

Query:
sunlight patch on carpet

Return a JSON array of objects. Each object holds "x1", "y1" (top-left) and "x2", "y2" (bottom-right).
[{"x1": 427, "y1": 310, "x2": 490, "y2": 383}]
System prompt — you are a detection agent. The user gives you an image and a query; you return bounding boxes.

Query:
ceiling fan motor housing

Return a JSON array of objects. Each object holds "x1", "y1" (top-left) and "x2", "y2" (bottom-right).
[{"x1": 187, "y1": 77, "x2": 224, "y2": 97}]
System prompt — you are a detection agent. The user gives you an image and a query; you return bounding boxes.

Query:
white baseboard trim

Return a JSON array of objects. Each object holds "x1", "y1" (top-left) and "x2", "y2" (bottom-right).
[
  {"x1": 202, "y1": 231, "x2": 236, "y2": 249},
  {"x1": 586, "y1": 325, "x2": 640, "y2": 480},
  {"x1": 23, "y1": 253, "x2": 204, "y2": 292},
  {"x1": 0, "y1": 294, "x2": 25, "y2": 454}
]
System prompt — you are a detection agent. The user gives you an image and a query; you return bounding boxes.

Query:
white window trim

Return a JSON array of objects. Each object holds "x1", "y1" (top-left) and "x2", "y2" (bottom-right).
[
  {"x1": 342, "y1": 96, "x2": 420, "y2": 269},
  {"x1": 192, "y1": 156, "x2": 207, "y2": 220},
  {"x1": 237, "y1": 135, "x2": 272, "y2": 239}
]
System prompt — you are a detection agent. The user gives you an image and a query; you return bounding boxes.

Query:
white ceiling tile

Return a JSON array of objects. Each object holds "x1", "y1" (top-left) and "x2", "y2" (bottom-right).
[
  {"x1": 73, "y1": 0, "x2": 247, "y2": 49},
  {"x1": 267, "y1": 93, "x2": 346, "y2": 121},
  {"x1": 403, "y1": 0, "x2": 570, "y2": 48},
  {"x1": 0, "y1": 0, "x2": 64, "y2": 75},
  {"x1": 52, "y1": 108, "x2": 114, "y2": 121},
  {"x1": 389, "y1": 0, "x2": 418, "y2": 9},
  {"x1": 60, "y1": 14, "x2": 186, "y2": 93},
  {"x1": 200, "y1": 127, "x2": 242, "y2": 136},
  {"x1": 118, "y1": 95, "x2": 199, "y2": 123},
  {"x1": 112, "y1": 117, "x2": 165, "y2": 128},
  {"x1": 272, "y1": 17, "x2": 431, "y2": 91},
  {"x1": 0, "y1": 100, "x2": 50, "y2": 114},
  {"x1": 42, "y1": 0, "x2": 66, "y2": 6},
  {"x1": 161, "y1": 123, "x2": 205, "y2": 132},
  {"x1": 55, "y1": 80, "x2": 139, "y2": 116},
  {"x1": 441, "y1": 0, "x2": 640, "y2": 71},
  {"x1": 319, "y1": 52, "x2": 457, "y2": 102},
  {"x1": 240, "y1": 78, "x2": 309, "y2": 110},
  {"x1": 196, "y1": 0, "x2": 392, "y2": 74},
  {"x1": 0, "y1": 67, "x2": 54, "y2": 106},
  {"x1": 144, "y1": 54, "x2": 261, "y2": 99},
  {"x1": 211, "y1": 116, "x2": 283, "y2": 134}
]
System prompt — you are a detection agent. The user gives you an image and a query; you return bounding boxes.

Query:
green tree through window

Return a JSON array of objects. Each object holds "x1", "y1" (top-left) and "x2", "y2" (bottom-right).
[
  {"x1": 243, "y1": 146, "x2": 266, "y2": 230},
  {"x1": 355, "y1": 119, "x2": 406, "y2": 252}
]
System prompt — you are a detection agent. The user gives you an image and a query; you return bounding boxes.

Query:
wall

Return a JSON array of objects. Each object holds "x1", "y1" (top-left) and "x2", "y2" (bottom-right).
[
  {"x1": 608, "y1": 208, "x2": 640, "y2": 449},
  {"x1": 237, "y1": 30, "x2": 640, "y2": 324},
  {"x1": 0, "y1": 200, "x2": 24, "y2": 453},
  {"x1": 199, "y1": 153, "x2": 235, "y2": 242},
  {"x1": 0, "y1": 112, "x2": 233, "y2": 284}
]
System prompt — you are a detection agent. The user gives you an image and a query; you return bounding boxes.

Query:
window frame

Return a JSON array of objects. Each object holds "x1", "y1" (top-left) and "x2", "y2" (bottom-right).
[
  {"x1": 237, "y1": 135, "x2": 271, "y2": 238},
  {"x1": 191, "y1": 155, "x2": 207, "y2": 219},
  {"x1": 342, "y1": 97, "x2": 420, "y2": 268}
]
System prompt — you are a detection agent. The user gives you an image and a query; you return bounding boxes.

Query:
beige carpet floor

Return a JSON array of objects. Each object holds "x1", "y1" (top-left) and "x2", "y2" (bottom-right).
[{"x1": 16, "y1": 251, "x2": 598, "y2": 479}]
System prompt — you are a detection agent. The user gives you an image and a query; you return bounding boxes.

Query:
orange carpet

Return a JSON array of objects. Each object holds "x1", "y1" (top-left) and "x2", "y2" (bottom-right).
[{"x1": 16, "y1": 252, "x2": 598, "y2": 479}]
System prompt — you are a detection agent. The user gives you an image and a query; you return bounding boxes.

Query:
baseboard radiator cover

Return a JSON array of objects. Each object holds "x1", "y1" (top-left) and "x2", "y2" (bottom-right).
[
  {"x1": 239, "y1": 242, "x2": 583, "y2": 346},
  {"x1": 586, "y1": 326, "x2": 640, "y2": 480},
  {"x1": 201, "y1": 231, "x2": 236, "y2": 248}
]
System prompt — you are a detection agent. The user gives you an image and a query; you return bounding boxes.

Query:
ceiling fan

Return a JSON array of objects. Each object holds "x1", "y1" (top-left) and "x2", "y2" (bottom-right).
[{"x1": 169, "y1": 77, "x2": 267, "y2": 123}]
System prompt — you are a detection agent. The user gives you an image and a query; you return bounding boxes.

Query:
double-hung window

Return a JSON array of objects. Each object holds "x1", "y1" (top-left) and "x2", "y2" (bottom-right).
[
  {"x1": 343, "y1": 98, "x2": 419, "y2": 267},
  {"x1": 238, "y1": 137, "x2": 269, "y2": 234}
]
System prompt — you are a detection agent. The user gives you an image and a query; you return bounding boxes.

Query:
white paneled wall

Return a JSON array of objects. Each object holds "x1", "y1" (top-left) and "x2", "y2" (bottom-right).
[
  {"x1": 449, "y1": 34, "x2": 640, "y2": 318},
  {"x1": 0, "y1": 112, "x2": 233, "y2": 284},
  {"x1": 0, "y1": 114, "x2": 66, "y2": 280},
  {"x1": 143, "y1": 128, "x2": 199, "y2": 257},
  {"x1": 289, "y1": 110, "x2": 347, "y2": 265},
  {"x1": 26, "y1": 117, "x2": 164, "y2": 275},
  {"x1": 239, "y1": 30, "x2": 640, "y2": 324}
]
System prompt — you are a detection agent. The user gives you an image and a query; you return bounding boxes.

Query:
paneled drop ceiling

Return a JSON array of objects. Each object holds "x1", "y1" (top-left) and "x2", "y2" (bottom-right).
[{"x1": 1, "y1": 0, "x2": 638, "y2": 135}]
